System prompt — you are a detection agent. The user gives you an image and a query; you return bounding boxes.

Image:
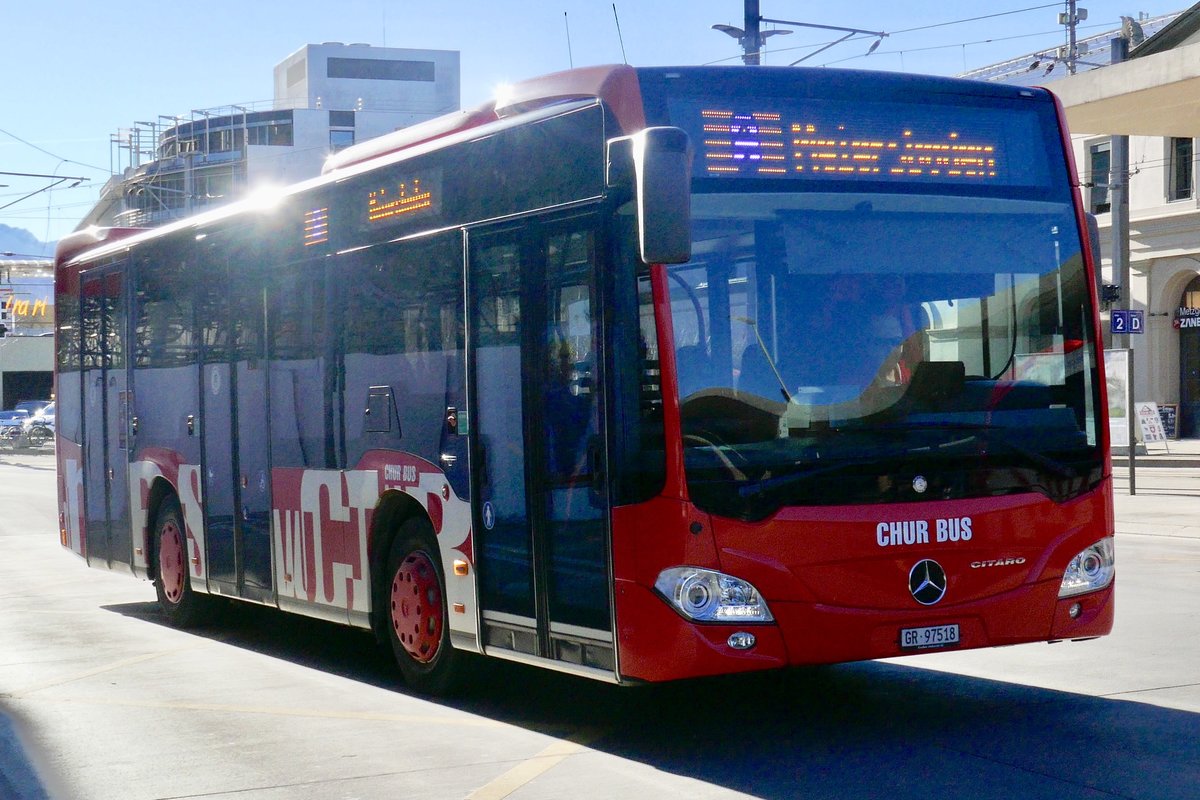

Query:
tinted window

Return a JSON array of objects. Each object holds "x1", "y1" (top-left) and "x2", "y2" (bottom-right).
[{"x1": 327, "y1": 57, "x2": 434, "y2": 82}]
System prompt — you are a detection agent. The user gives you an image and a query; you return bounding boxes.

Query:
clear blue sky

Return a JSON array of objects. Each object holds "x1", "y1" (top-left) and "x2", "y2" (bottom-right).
[{"x1": 0, "y1": 1, "x2": 1184, "y2": 249}]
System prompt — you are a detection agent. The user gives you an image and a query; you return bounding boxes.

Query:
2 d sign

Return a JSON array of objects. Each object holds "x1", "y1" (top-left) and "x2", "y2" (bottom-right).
[{"x1": 1110, "y1": 309, "x2": 1143, "y2": 334}]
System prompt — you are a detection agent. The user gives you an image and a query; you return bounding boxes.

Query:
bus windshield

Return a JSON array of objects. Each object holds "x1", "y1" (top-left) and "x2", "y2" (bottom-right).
[{"x1": 669, "y1": 190, "x2": 1102, "y2": 520}]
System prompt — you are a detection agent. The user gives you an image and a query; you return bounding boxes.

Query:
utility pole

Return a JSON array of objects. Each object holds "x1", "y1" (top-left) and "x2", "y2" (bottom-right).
[
  {"x1": 743, "y1": 0, "x2": 761, "y2": 65},
  {"x1": 1059, "y1": 1, "x2": 1088, "y2": 74},
  {"x1": 713, "y1": 3, "x2": 884, "y2": 66},
  {"x1": 1110, "y1": 34, "x2": 1134, "y2": 492}
]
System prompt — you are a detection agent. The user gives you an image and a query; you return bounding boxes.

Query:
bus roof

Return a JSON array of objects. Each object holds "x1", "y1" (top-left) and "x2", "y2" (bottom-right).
[
  {"x1": 323, "y1": 64, "x2": 644, "y2": 174},
  {"x1": 58, "y1": 64, "x2": 1054, "y2": 269}
]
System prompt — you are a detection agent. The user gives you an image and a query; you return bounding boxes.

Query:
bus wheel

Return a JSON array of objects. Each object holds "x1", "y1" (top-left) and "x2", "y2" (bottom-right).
[
  {"x1": 384, "y1": 519, "x2": 462, "y2": 694},
  {"x1": 154, "y1": 495, "x2": 211, "y2": 627}
]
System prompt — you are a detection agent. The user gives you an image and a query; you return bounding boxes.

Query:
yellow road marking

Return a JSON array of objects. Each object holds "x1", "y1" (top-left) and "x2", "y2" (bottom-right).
[
  {"x1": 3, "y1": 648, "x2": 198, "y2": 698},
  {"x1": 467, "y1": 732, "x2": 600, "y2": 799}
]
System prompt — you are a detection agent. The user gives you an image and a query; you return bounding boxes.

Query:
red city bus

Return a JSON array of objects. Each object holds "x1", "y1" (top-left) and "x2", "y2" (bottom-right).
[{"x1": 54, "y1": 65, "x2": 1113, "y2": 693}]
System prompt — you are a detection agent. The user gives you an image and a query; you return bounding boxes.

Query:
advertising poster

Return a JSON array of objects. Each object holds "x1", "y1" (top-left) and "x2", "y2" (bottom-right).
[{"x1": 1104, "y1": 349, "x2": 1129, "y2": 448}]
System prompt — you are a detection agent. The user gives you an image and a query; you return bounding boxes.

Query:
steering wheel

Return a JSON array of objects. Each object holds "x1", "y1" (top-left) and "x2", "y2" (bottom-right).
[{"x1": 682, "y1": 432, "x2": 748, "y2": 481}]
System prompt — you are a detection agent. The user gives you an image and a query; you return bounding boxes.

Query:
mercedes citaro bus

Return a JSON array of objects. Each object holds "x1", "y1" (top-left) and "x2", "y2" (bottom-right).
[{"x1": 54, "y1": 64, "x2": 1114, "y2": 693}]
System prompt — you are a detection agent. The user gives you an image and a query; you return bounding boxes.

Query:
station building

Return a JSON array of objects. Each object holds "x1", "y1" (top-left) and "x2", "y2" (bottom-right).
[
  {"x1": 10, "y1": 42, "x2": 460, "y2": 412},
  {"x1": 81, "y1": 42, "x2": 460, "y2": 229},
  {"x1": 961, "y1": 7, "x2": 1200, "y2": 437},
  {"x1": 0, "y1": 259, "x2": 54, "y2": 409}
]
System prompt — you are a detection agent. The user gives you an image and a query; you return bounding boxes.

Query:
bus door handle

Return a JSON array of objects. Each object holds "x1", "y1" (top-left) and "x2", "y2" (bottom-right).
[
  {"x1": 131, "y1": 416, "x2": 138, "y2": 437},
  {"x1": 187, "y1": 415, "x2": 195, "y2": 436}
]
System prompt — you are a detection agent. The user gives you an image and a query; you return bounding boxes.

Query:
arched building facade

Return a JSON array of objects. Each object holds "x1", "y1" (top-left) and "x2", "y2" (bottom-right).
[{"x1": 1053, "y1": 5, "x2": 1200, "y2": 438}]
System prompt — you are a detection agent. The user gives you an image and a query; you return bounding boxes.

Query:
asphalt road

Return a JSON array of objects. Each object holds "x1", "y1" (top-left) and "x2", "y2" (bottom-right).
[{"x1": 1, "y1": 449, "x2": 1198, "y2": 800}]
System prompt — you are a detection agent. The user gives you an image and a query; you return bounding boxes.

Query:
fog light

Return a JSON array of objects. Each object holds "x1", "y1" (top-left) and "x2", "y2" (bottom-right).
[
  {"x1": 1069, "y1": 602, "x2": 1082, "y2": 619},
  {"x1": 728, "y1": 631, "x2": 757, "y2": 650}
]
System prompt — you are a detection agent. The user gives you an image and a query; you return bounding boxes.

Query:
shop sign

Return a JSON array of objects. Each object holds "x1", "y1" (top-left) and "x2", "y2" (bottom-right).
[{"x1": 1173, "y1": 307, "x2": 1200, "y2": 329}]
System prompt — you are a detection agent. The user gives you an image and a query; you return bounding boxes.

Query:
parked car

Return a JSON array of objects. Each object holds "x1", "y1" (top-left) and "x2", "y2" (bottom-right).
[
  {"x1": 20, "y1": 402, "x2": 55, "y2": 447},
  {"x1": 0, "y1": 409, "x2": 30, "y2": 444},
  {"x1": 13, "y1": 399, "x2": 50, "y2": 417}
]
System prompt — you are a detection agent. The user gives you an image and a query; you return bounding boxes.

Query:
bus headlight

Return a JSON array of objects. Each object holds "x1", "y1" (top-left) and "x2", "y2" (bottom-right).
[
  {"x1": 1058, "y1": 537, "x2": 1115, "y2": 598},
  {"x1": 654, "y1": 567, "x2": 774, "y2": 623}
]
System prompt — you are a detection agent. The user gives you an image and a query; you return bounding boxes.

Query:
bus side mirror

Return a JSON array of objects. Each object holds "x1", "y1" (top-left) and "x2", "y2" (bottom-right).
[{"x1": 609, "y1": 127, "x2": 692, "y2": 265}]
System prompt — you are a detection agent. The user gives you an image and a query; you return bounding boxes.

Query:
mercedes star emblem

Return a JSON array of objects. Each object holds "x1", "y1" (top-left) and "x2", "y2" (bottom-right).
[
  {"x1": 909, "y1": 559, "x2": 947, "y2": 605},
  {"x1": 912, "y1": 475, "x2": 928, "y2": 494}
]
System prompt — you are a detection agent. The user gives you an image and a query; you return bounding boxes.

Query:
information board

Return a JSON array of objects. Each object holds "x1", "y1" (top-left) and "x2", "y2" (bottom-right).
[
  {"x1": 1104, "y1": 350, "x2": 1129, "y2": 448},
  {"x1": 1135, "y1": 401, "x2": 1168, "y2": 444},
  {"x1": 1158, "y1": 403, "x2": 1179, "y2": 439}
]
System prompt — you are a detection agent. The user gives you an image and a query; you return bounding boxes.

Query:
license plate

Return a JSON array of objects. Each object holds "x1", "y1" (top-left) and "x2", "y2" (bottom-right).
[{"x1": 900, "y1": 623, "x2": 960, "y2": 650}]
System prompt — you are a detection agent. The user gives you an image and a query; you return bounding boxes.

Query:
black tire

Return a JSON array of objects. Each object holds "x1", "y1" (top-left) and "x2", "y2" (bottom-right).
[
  {"x1": 153, "y1": 495, "x2": 213, "y2": 627},
  {"x1": 25, "y1": 424, "x2": 53, "y2": 448},
  {"x1": 382, "y1": 517, "x2": 464, "y2": 695}
]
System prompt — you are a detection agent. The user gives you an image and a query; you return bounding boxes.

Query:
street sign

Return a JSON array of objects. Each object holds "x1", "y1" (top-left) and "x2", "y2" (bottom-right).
[{"x1": 1110, "y1": 309, "x2": 1144, "y2": 334}]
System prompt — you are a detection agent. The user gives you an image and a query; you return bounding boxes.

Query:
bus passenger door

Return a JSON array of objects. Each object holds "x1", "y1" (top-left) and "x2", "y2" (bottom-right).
[
  {"x1": 80, "y1": 267, "x2": 132, "y2": 569},
  {"x1": 198, "y1": 257, "x2": 237, "y2": 593},
  {"x1": 468, "y1": 220, "x2": 615, "y2": 677},
  {"x1": 199, "y1": 250, "x2": 272, "y2": 600}
]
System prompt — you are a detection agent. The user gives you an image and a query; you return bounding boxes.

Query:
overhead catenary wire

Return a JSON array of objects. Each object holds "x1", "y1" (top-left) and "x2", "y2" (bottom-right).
[
  {"x1": 704, "y1": 2, "x2": 1114, "y2": 68},
  {"x1": 0, "y1": 128, "x2": 107, "y2": 174},
  {"x1": 818, "y1": 21, "x2": 1115, "y2": 68}
]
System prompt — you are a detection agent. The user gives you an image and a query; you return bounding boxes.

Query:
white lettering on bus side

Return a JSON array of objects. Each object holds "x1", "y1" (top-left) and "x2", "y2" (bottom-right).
[
  {"x1": 128, "y1": 460, "x2": 164, "y2": 571},
  {"x1": 273, "y1": 468, "x2": 380, "y2": 613},
  {"x1": 876, "y1": 517, "x2": 972, "y2": 546},
  {"x1": 60, "y1": 455, "x2": 84, "y2": 556},
  {"x1": 343, "y1": 470, "x2": 382, "y2": 610},
  {"x1": 179, "y1": 464, "x2": 207, "y2": 580},
  {"x1": 300, "y1": 470, "x2": 349, "y2": 607}
]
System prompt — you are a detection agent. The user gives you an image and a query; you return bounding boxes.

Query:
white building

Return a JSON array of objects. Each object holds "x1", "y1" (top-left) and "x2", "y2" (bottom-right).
[
  {"x1": 81, "y1": 43, "x2": 460, "y2": 229},
  {"x1": 1047, "y1": 6, "x2": 1200, "y2": 437},
  {"x1": 959, "y1": 7, "x2": 1200, "y2": 438}
]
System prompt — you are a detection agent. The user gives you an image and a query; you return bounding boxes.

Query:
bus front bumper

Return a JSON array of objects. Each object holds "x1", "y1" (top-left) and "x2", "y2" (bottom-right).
[{"x1": 615, "y1": 578, "x2": 1114, "y2": 683}]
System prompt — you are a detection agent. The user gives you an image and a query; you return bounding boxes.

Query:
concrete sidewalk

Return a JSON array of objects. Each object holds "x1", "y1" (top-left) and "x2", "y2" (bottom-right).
[
  {"x1": 1113, "y1": 436, "x2": 1200, "y2": 469},
  {"x1": 1112, "y1": 437, "x2": 1200, "y2": 540},
  {"x1": 1110, "y1": 436, "x2": 1200, "y2": 539}
]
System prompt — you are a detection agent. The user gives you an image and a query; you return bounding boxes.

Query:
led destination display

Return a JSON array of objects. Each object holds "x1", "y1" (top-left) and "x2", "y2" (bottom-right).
[
  {"x1": 669, "y1": 95, "x2": 1049, "y2": 187},
  {"x1": 364, "y1": 167, "x2": 443, "y2": 229}
]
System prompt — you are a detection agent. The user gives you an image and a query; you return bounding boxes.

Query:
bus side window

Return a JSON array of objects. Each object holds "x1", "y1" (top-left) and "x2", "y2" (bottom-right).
[
  {"x1": 268, "y1": 265, "x2": 327, "y2": 469},
  {"x1": 543, "y1": 230, "x2": 598, "y2": 488},
  {"x1": 341, "y1": 233, "x2": 465, "y2": 483}
]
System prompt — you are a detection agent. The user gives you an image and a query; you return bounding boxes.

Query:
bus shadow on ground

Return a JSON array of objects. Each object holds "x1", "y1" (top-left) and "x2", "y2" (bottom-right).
[{"x1": 102, "y1": 600, "x2": 1200, "y2": 800}]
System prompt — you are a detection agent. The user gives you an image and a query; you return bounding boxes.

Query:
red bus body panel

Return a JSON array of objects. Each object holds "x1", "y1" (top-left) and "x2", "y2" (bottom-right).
[{"x1": 614, "y1": 484, "x2": 1114, "y2": 682}]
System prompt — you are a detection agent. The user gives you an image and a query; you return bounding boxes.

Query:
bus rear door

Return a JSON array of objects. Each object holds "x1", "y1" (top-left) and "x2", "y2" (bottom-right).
[
  {"x1": 80, "y1": 266, "x2": 132, "y2": 570},
  {"x1": 198, "y1": 244, "x2": 273, "y2": 601}
]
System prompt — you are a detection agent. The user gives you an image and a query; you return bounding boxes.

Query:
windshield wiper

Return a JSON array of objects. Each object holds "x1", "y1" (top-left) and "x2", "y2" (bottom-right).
[
  {"x1": 738, "y1": 421, "x2": 1081, "y2": 502},
  {"x1": 875, "y1": 420, "x2": 1080, "y2": 480},
  {"x1": 737, "y1": 456, "x2": 891, "y2": 500}
]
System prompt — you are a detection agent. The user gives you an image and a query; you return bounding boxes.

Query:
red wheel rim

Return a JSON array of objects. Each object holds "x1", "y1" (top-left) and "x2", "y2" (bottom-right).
[
  {"x1": 159, "y1": 520, "x2": 186, "y2": 605},
  {"x1": 390, "y1": 550, "x2": 443, "y2": 664}
]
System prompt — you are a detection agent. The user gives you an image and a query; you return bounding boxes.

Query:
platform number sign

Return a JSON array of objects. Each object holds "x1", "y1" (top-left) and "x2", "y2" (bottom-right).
[{"x1": 1110, "y1": 309, "x2": 1144, "y2": 334}]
